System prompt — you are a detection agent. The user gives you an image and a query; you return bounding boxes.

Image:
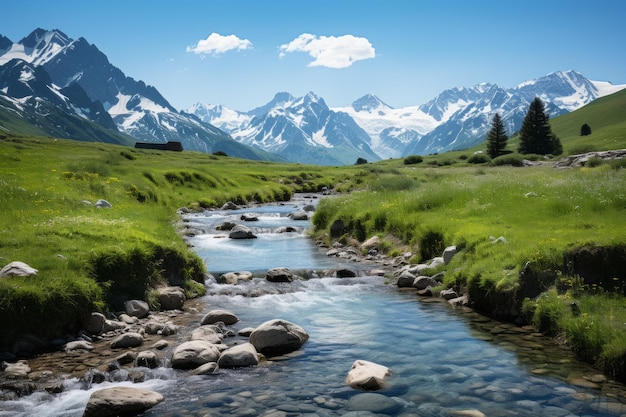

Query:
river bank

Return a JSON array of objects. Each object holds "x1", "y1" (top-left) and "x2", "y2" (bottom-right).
[{"x1": 2, "y1": 194, "x2": 626, "y2": 417}]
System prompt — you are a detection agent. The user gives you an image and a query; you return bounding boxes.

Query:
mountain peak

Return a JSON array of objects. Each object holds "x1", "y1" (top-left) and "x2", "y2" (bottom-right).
[
  {"x1": 20, "y1": 28, "x2": 70, "y2": 50},
  {"x1": 352, "y1": 94, "x2": 392, "y2": 112}
]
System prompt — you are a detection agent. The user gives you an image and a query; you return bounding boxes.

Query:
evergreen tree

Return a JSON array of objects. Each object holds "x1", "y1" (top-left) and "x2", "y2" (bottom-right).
[
  {"x1": 580, "y1": 123, "x2": 592, "y2": 136},
  {"x1": 518, "y1": 97, "x2": 562, "y2": 155},
  {"x1": 485, "y1": 113, "x2": 508, "y2": 158}
]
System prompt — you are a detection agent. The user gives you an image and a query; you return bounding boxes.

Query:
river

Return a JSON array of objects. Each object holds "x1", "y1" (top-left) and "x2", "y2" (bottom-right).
[{"x1": 2, "y1": 195, "x2": 626, "y2": 416}]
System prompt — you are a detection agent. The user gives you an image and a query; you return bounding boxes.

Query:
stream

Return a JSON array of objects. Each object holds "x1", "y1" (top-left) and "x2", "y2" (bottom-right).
[{"x1": 2, "y1": 194, "x2": 626, "y2": 416}]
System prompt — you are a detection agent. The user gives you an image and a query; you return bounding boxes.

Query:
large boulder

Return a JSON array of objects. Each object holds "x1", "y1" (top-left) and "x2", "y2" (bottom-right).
[
  {"x1": 413, "y1": 276, "x2": 439, "y2": 291},
  {"x1": 124, "y1": 300, "x2": 150, "y2": 319},
  {"x1": 249, "y1": 319, "x2": 309, "y2": 355},
  {"x1": 83, "y1": 312, "x2": 106, "y2": 335},
  {"x1": 396, "y1": 271, "x2": 417, "y2": 288},
  {"x1": 217, "y1": 271, "x2": 253, "y2": 284},
  {"x1": 217, "y1": 343, "x2": 259, "y2": 368},
  {"x1": 229, "y1": 225, "x2": 257, "y2": 239},
  {"x1": 171, "y1": 341, "x2": 221, "y2": 369},
  {"x1": 443, "y1": 245, "x2": 458, "y2": 264},
  {"x1": 82, "y1": 386, "x2": 163, "y2": 417},
  {"x1": 0, "y1": 261, "x2": 38, "y2": 278},
  {"x1": 346, "y1": 360, "x2": 391, "y2": 391},
  {"x1": 361, "y1": 236, "x2": 380, "y2": 251},
  {"x1": 110, "y1": 332, "x2": 144, "y2": 349},
  {"x1": 136, "y1": 351, "x2": 159, "y2": 369},
  {"x1": 157, "y1": 286, "x2": 186, "y2": 310},
  {"x1": 265, "y1": 267, "x2": 293, "y2": 283},
  {"x1": 201, "y1": 309, "x2": 239, "y2": 326}
]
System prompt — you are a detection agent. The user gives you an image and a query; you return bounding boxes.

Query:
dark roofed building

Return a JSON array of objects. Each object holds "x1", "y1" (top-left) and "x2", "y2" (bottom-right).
[{"x1": 134, "y1": 141, "x2": 183, "y2": 151}]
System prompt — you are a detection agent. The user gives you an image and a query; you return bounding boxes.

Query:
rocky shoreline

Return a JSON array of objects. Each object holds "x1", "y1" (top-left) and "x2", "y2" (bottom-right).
[{"x1": 2, "y1": 195, "x2": 625, "y2": 416}]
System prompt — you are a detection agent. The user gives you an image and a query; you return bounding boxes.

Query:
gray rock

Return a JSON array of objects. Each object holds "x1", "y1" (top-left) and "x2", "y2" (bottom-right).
[
  {"x1": 440, "y1": 288, "x2": 459, "y2": 300},
  {"x1": 124, "y1": 300, "x2": 150, "y2": 319},
  {"x1": 237, "y1": 327, "x2": 256, "y2": 337},
  {"x1": 287, "y1": 210, "x2": 308, "y2": 220},
  {"x1": 249, "y1": 319, "x2": 309, "y2": 355},
  {"x1": 2, "y1": 360, "x2": 31, "y2": 378},
  {"x1": 221, "y1": 201, "x2": 238, "y2": 210},
  {"x1": 157, "y1": 286, "x2": 186, "y2": 310},
  {"x1": 110, "y1": 332, "x2": 143, "y2": 349},
  {"x1": 171, "y1": 341, "x2": 221, "y2": 369},
  {"x1": 144, "y1": 321, "x2": 177, "y2": 336},
  {"x1": 0, "y1": 261, "x2": 38, "y2": 278},
  {"x1": 102, "y1": 319, "x2": 126, "y2": 332},
  {"x1": 118, "y1": 313, "x2": 138, "y2": 324},
  {"x1": 348, "y1": 392, "x2": 401, "y2": 414},
  {"x1": 361, "y1": 236, "x2": 380, "y2": 250},
  {"x1": 83, "y1": 312, "x2": 106, "y2": 335},
  {"x1": 229, "y1": 224, "x2": 257, "y2": 239},
  {"x1": 443, "y1": 245, "x2": 458, "y2": 264},
  {"x1": 201, "y1": 309, "x2": 240, "y2": 326},
  {"x1": 217, "y1": 343, "x2": 259, "y2": 368},
  {"x1": 189, "y1": 362, "x2": 219, "y2": 375},
  {"x1": 136, "y1": 351, "x2": 159, "y2": 369},
  {"x1": 82, "y1": 386, "x2": 163, "y2": 417},
  {"x1": 346, "y1": 360, "x2": 391, "y2": 391},
  {"x1": 217, "y1": 271, "x2": 253, "y2": 284},
  {"x1": 337, "y1": 268, "x2": 357, "y2": 278},
  {"x1": 65, "y1": 340, "x2": 93, "y2": 352},
  {"x1": 414, "y1": 276, "x2": 439, "y2": 291},
  {"x1": 396, "y1": 271, "x2": 417, "y2": 288},
  {"x1": 274, "y1": 226, "x2": 298, "y2": 233},
  {"x1": 215, "y1": 221, "x2": 237, "y2": 231},
  {"x1": 190, "y1": 326, "x2": 225, "y2": 344},
  {"x1": 240, "y1": 213, "x2": 258, "y2": 221},
  {"x1": 265, "y1": 267, "x2": 293, "y2": 283},
  {"x1": 94, "y1": 199, "x2": 112, "y2": 208}
]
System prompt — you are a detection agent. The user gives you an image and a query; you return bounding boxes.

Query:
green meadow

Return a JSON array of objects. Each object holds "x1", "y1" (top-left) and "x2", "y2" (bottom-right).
[{"x1": 0, "y1": 88, "x2": 625, "y2": 379}]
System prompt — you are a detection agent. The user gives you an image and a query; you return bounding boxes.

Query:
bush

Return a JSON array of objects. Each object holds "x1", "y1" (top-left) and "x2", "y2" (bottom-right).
[
  {"x1": 492, "y1": 154, "x2": 525, "y2": 167},
  {"x1": 585, "y1": 157, "x2": 604, "y2": 168},
  {"x1": 467, "y1": 153, "x2": 491, "y2": 164},
  {"x1": 404, "y1": 155, "x2": 423, "y2": 165}
]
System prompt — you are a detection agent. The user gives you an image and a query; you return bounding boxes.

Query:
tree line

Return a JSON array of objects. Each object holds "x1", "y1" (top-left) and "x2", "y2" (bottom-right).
[{"x1": 486, "y1": 97, "x2": 563, "y2": 159}]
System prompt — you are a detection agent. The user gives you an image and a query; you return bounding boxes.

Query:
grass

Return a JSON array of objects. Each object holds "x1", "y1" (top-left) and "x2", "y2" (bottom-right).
[{"x1": 0, "y1": 134, "x2": 355, "y2": 348}]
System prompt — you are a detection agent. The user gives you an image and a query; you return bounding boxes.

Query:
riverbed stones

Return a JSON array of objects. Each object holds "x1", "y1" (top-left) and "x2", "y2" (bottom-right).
[
  {"x1": 157, "y1": 286, "x2": 186, "y2": 310},
  {"x1": 201, "y1": 309, "x2": 240, "y2": 326},
  {"x1": 265, "y1": 267, "x2": 293, "y2": 282},
  {"x1": 136, "y1": 351, "x2": 159, "y2": 369},
  {"x1": 124, "y1": 300, "x2": 150, "y2": 319},
  {"x1": 171, "y1": 341, "x2": 221, "y2": 369},
  {"x1": 347, "y1": 392, "x2": 401, "y2": 414},
  {"x1": 82, "y1": 312, "x2": 106, "y2": 335},
  {"x1": 346, "y1": 360, "x2": 391, "y2": 391},
  {"x1": 2, "y1": 360, "x2": 30, "y2": 378},
  {"x1": 361, "y1": 236, "x2": 380, "y2": 250},
  {"x1": 396, "y1": 271, "x2": 416, "y2": 288},
  {"x1": 249, "y1": 319, "x2": 309, "y2": 355},
  {"x1": 190, "y1": 325, "x2": 225, "y2": 344},
  {"x1": 110, "y1": 332, "x2": 144, "y2": 349},
  {"x1": 240, "y1": 213, "x2": 259, "y2": 221},
  {"x1": 189, "y1": 362, "x2": 219, "y2": 375},
  {"x1": 336, "y1": 268, "x2": 357, "y2": 278},
  {"x1": 64, "y1": 340, "x2": 93, "y2": 353},
  {"x1": 217, "y1": 271, "x2": 253, "y2": 284},
  {"x1": 414, "y1": 276, "x2": 439, "y2": 291},
  {"x1": 82, "y1": 386, "x2": 163, "y2": 417},
  {"x1": 221, "y1": 201, "x2": 238, "y2": 210},
  {"x1": 217, "y1": 343, "x2": 259, "y2": 368},
  {"x1": 0, "y1": 261, "x2": 38, "y2": 278},
  {"x1": 229, "y1": 224, "x2": 257, "y2": 239},
  {"x1": 287, "y1": 210, "x2": 308, "y2": 220}
]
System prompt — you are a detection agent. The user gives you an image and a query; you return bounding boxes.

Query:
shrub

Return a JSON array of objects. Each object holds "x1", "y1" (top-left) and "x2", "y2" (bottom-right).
[
  {"x1": 467, "y1": 153, "x2": 491, "y2": 164},
  {"x1": 404, "y1": 155, "x2": 423, "y2": 165},
  {"x1": 492, "y1": 154, "x2": 525, "y2": 167},
  {"x1": 419, "y1": 230, "x2": 446, "y2": 261},
  {"x1": 585, "y1": 157, "x2": 604, "y2": 168}
]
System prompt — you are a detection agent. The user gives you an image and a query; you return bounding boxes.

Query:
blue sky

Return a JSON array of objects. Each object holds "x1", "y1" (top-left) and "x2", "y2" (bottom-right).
[{"x1": 3, "y1": 0, "x2": 625, "y2": 112}]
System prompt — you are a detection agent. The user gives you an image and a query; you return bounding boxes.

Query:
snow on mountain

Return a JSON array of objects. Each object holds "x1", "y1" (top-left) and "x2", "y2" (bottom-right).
[
  {"x1": 333, "y1": 94, "x2": 438, "y2": 159},
  {"x1": 0, "y1": 28, "x2": 280, "y2": 161},
  {"x1": 186, "y1": 102, "x2": 252, "y2": 132},
  {"x1": 194, "y1": 91, "x2": 381, "y2": 165}
]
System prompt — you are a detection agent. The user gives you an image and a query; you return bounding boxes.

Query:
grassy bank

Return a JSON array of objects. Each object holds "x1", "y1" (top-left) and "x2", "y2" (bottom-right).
[
  {"x1": 0, "y1": 134, "x2": 351, "y2": 348},
  {"x1": 311, "y1": 160, "x2": 626, "y2": 379}
]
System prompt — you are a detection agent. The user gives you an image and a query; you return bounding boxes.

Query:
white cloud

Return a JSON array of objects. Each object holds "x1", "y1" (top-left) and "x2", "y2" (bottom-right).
[
  {"x1": 279, "y1": 33, "x2": 375, "y2": 69},
  {"x1": 186, "y1": 33, "x2": 253, "y2": 56}
]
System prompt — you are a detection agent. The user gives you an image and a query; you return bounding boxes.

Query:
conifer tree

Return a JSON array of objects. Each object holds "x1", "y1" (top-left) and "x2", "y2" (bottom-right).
[
  {"x1": 580, "y1": 123, "x2": 592, "y2": 136},
  {"x1": 518, "y1": 97, "x2": 562, "y2": 155},
  {"x1": 485, "y1": 113, "x2": 508, "y2": 158}
]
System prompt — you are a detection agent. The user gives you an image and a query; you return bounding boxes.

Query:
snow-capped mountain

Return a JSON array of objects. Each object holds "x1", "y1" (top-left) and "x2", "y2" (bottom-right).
[
  {"x1": 333, "y1": 94, "x2": 438, "y2": 159},
  {"x1": 403, "y1": 70, "x2": 625, "y2": 155},
  {"x1": 189, "y1": 92, "x2": 381, "y2": 165},
  {"x1": 0, "y1": 28, "x2": 279, "y2": 161}
]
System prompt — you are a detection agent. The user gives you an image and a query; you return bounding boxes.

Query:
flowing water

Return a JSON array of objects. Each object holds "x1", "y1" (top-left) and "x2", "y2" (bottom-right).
[{"x1": 3, "y1": 196, "x2": 626, "y2": 416}]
